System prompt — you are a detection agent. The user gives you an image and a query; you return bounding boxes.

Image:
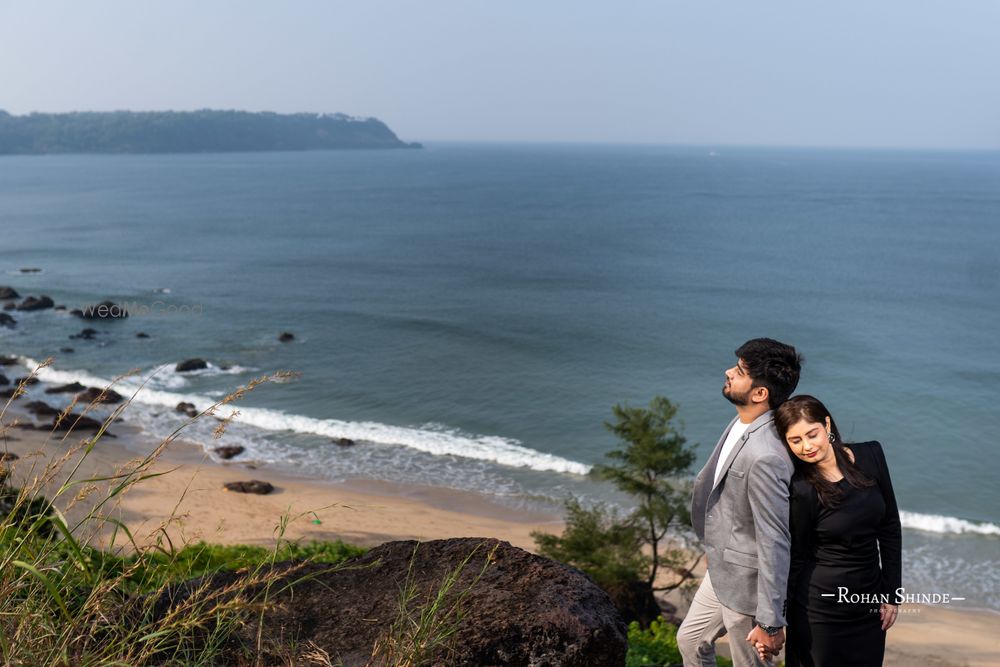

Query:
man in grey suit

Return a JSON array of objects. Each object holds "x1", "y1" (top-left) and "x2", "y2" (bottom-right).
[{"x1": 678, "y1": 338, "x2": 802, "y2": 666}]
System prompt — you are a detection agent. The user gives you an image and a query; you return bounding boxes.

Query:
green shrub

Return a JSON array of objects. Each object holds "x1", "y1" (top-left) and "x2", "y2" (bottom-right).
[
  {"x1": 626, "y1": 615, "x2": 733, "y2": 667},
  {"x1": 533, "y1": 496, "x2": 648, "y2": 590}
]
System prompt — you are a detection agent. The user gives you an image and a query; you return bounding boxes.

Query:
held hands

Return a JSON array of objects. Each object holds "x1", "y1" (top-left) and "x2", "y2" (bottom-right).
[
  {"x1": 880, "y1": 603, "x2": 899, "y2": 631},
  {"x1": 747, "y1": 625, "x2": 784, "y2": 663}
]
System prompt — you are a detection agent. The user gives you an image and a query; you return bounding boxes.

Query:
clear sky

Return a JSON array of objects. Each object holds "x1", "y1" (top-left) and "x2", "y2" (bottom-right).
[{"x1": 1, "y1": 1, "x2": 997, "y2": 148}]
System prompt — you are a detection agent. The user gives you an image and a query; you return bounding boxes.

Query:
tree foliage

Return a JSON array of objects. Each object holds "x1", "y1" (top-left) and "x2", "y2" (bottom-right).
[
  {"x1": 0, "y1": 109, "x2": 421, "y2": 154},
  {"x1": 533, "y1": 497, "x2": 648, "y2": 590}
]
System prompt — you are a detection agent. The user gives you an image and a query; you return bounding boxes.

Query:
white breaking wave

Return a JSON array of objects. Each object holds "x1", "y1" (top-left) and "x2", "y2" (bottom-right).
[
  {"x1": 143, "y1": 362, "x2": 261, "y2": 389},
  {"x1": 18, "y1": 357, "x2": 592, "y2": 475},
  {"x1": 900, "y1": 510, "x2": 1000, "y2": 537}
]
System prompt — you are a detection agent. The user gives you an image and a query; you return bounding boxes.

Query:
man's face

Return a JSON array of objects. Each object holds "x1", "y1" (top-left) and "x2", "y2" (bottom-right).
[{"x1": 723, "y1": 358, "x2": 755, "y2": 406}]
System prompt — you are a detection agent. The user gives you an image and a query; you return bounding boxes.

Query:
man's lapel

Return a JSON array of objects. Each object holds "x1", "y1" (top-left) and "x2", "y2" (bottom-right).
[
  {"x1": 711, "y1": 410, "x2": 774, "y2": 493},
  {"x1": 702, "y1": 416, "x2": 738, "y2": 484}
]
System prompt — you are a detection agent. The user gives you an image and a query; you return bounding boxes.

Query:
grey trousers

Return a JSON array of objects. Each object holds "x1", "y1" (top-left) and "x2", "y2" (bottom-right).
[{"x1": 677, "y1": 570, "x2": 769, "y2": 667}]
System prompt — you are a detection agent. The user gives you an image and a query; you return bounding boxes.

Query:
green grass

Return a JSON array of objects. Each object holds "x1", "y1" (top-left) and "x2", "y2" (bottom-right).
[{"x1": 98, "y1": 539, "x2": 368, "y2": 593}]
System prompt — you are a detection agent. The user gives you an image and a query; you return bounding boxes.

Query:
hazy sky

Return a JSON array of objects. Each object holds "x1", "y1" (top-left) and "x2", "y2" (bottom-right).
[{"x1": 2, "y1": 1, "x2": 997, "y2": 148}]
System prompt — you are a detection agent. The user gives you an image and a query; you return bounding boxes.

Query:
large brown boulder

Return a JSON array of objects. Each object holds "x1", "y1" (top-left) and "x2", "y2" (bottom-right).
[{"x1": 149, "y1": 537, "x2": 627, "y2": 666}]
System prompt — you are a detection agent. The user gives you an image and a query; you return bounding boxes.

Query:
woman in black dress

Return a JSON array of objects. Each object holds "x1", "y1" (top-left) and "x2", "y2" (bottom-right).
[{"x1": 769, "y1": 395, "x2": 902, "y2": 667}]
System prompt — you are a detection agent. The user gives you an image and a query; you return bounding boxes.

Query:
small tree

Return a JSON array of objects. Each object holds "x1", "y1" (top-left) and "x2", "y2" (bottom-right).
[
  {"x1": 532, "y1": 497, "x2": 648, "y2": 590},
  {"x1": 593, "y1": 395, "x2": 699, "y2": 591}
]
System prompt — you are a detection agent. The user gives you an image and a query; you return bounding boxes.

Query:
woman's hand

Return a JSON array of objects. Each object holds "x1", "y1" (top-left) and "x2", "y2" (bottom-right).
[
  {"x1": 880, "y1": 603, "x2": 898, "y2": 630},
  {"x1": 754, "y1": 640, "x2": 774, "y2": 662}
]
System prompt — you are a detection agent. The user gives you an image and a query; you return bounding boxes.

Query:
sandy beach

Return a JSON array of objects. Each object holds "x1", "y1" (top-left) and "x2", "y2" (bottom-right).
[{"x1": 1, "y1": 403, "x2": 997, "y2": 666}]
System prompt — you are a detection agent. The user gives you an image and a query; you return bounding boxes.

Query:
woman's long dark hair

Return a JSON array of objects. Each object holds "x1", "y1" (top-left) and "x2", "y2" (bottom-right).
[{"x1": 774, "y1": 395, "x2": 874, "y2": 508}]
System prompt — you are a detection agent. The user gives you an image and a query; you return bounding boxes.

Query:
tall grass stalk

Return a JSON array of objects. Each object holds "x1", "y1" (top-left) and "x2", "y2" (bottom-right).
[{"x1": 367, "y1": 541, "x2": 498, "y2": 667}]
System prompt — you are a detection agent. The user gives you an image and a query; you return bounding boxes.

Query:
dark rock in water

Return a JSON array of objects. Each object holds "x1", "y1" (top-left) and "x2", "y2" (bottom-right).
[
  {"x1": 77, "y1": 386, "x2": 124, "y2": 404},
  {"x1": 69, "y1": 309, "x2": 83, "y2": 317},
  {"x1": 54, "y1": 305, "x2": 66, "y2": 311},
  {"x1": 0, "y1": 388, "x2": 18, "y2": 398},
  {"x1": 278, "y1": 332, "x2": 295, "y2": 342},
  {"x1": 16, "y1": 295, "x2": 54, "y2": 311},
  {"x1": 69, "y1": 328, "x2": 99, "y2": 340},
  {"x1": 0, "y1": 373, "x2": 8, "y2": 385},
  {"x1": 223, "y1": 480, "x2": 274, "y2": 495},
  {"x1": 2, "y1": 302, "x2": 14, "y2": 311},
  {"x1": 0, "y1": 287, "x2": 19, "y2": 300},
  {"x1": 214, "y1": 446, "x2": 245, "y2": 460},
  {"x1": 49, "y1": 412, "x2": 104, "y2": 432},
  {"x1": 13, "y1": 376, "x2": 40, "y2": 386},
  {"x1": 175, "y1": 401, "x2": 198, "y2": 417},
  {"x1": 0, "y1": 452, "x2": 18, "y2": 462},
  {"x1": 333, "y1": 437, "x2": 356, "y2": 447},
  {"x1": 76, "y1": 300, "x2": 129, "y2": 319},
  {"x1": 135, "y1": 332, "x2": 150, "y2": 338},
  {"x1": 0, "y1": 313, "x2": 15, "y2": 328},
  {"x1": 175, "y1": 358, "x2": 208, "y2": 372},
  {"x1": 0, "y1": 355, "x2": 17, "y2": 365},
  {"x1": 19, "y1": 268, "x2": 42, "y2": 273},
  {"x1": 60, "y1": 347, "x2": 75, "y2": 353},
  {"x1": 45, "y1": 382, "x2": 86, "y2": 394},
  {"x1": 25, "y1": 401, "x2": 61, "y2": 417},
  {"x1": 146, "y1": 537, "x2": 627, "y2": 666}
]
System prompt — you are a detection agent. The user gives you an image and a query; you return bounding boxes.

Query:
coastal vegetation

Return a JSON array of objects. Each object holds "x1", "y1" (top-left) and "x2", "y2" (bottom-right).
[
  {"x1": 534, "y1": 397, "x2": 702, "y2": 619},
  {"x1": 0, "y1": 109, "x2": 421, "y2": 154}
]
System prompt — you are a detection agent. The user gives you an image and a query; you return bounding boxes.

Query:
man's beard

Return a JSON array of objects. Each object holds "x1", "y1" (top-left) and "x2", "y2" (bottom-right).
[{"x1": 722, "y1": 384, "x2": 751, "y2": 406}]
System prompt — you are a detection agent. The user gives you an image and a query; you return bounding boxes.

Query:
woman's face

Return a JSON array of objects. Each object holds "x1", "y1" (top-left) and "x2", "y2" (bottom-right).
[{"x1": 784, "y1": 417, "x2": 833, "y2": 465}]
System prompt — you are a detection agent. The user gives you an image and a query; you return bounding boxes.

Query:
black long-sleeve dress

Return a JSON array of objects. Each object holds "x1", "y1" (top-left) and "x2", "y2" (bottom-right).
[{"x1": 785, "y1": 440, "x2": 902, "y2": 667}]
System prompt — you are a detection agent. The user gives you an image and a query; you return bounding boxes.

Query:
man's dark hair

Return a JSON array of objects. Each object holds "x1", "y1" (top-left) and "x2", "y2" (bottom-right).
[{"x1": 735, "y1": 338, "x2": 803, "y2": 409}]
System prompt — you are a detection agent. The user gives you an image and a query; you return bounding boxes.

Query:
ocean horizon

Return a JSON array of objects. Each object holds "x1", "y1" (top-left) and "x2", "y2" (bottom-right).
[{"x1": 2, "y1": 142, "x2": 998, "y2": 610}]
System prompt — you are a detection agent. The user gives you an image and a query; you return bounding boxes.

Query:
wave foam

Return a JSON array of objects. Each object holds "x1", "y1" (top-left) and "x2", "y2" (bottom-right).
[
  {"x1": 18, "y1": 357, "x2": 591, "y2": 475},
  {"x1": 900, "y1": 510, "x2": 1000, "y2": 536}
]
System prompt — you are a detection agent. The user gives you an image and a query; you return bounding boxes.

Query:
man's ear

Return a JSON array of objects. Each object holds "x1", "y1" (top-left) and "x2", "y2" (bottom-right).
[{"x1": 751, "y1": 385, "x2": 769, "y2": 405}]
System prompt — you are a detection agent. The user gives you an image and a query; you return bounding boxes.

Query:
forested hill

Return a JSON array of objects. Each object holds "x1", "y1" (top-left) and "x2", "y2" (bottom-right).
[{"x1": 0, "y1": 110, "x2": 422, "y2": 154}]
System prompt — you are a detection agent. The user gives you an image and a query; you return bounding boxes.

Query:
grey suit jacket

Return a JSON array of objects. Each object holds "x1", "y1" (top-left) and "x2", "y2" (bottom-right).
[{"x1": 690, "y1": 411, "x2": 793, "y2": 628}]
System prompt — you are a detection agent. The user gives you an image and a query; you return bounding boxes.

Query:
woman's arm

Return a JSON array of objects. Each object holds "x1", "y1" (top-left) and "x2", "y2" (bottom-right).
[
  {"x1": 871, "y1": 441, "x2": 902, "y2": 598},
  {"x1": 787, "y1": 478, "x2": 816, "y2": 605}
]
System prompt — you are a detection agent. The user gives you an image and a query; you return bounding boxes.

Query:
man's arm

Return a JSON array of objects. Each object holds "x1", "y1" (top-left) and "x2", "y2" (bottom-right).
[{"x1": 746, "y1": 452, "x2": 792, "y2": 628}]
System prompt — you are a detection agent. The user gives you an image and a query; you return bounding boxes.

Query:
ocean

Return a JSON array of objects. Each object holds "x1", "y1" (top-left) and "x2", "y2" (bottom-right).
[{"x1": 1, "y1": 143, "x2": 998, "y2": 609}]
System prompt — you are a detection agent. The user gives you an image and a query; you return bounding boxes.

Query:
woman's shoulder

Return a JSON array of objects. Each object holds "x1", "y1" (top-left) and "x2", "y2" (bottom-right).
[
  {"x1": 846, "y1": 440, "x2": 885, "y2": 460},
  {"x1": 845, "y1": 440, "x2": 887, "y2": 475}
]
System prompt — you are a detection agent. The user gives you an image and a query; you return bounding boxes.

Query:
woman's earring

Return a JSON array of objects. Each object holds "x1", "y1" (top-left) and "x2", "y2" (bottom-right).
[{"x1": 827, "y1": 431, "x2": 835, "y2": 444}]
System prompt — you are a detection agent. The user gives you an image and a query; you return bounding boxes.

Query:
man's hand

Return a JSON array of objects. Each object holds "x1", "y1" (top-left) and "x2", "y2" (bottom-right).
[{"x1": 746, "y1": 625, "x2": 784, "y2": 662}]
